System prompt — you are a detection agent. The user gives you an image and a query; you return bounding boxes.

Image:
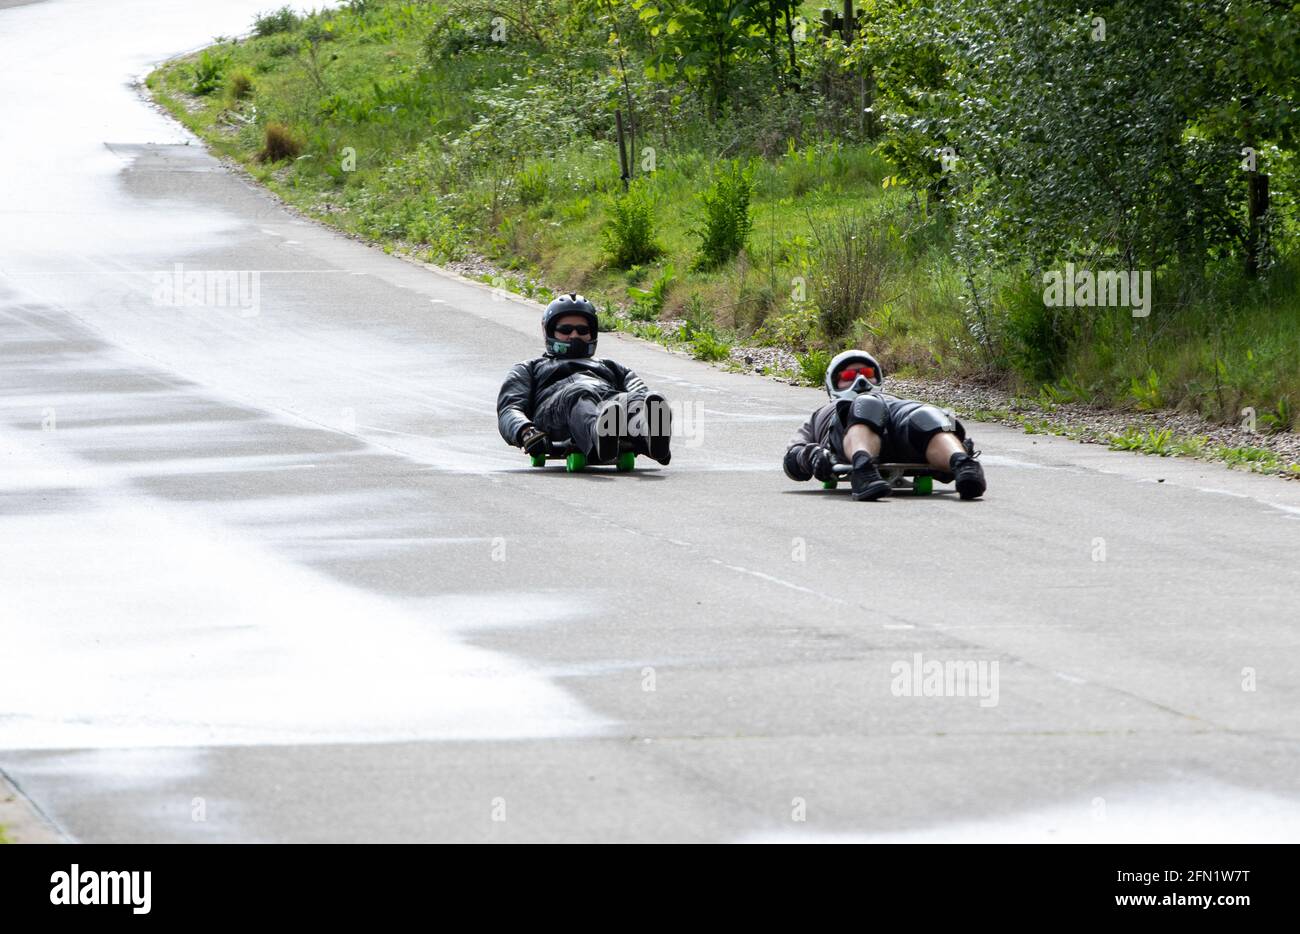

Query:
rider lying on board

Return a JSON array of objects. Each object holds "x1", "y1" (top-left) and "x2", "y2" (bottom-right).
[
  {"x1": 497, "y1": 293, "x2": 672, "y2": 465},
  {"x1": 783, "y1": 349, "x2": 986, "y2": 501}
]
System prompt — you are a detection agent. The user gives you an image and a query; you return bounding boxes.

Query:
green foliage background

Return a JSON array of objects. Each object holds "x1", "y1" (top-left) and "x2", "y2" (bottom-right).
[{"x1": 148, "y1": 0, "x2": 1300, "y2": 430}]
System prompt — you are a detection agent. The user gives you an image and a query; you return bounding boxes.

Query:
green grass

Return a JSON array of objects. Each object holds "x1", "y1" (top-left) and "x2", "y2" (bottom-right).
[
  {"x1": 1216, "y1": 444, "x2": 1283, "y2": 472},
  {"x1": 1106, "y1": 428, "x2": 1290, "y2": 473},
  {"x1": 1108, "y1": 428, "x2": 1176, "y2": 457},
  {"x1": 0, "y1": 823, "x2": 12, "y2": 845},
  {"x1": 795, "y1": 349, "x2": 831, "y2": 387},
  {"x1": 690, "y1": 331, "x2": 733, "y2": 362},
  {"x1": 146, "y1": 0, "x2": 1300, "y2": 440},
  {"x1": 145, "y1": 3, "x2": 914, "y2": 342}
]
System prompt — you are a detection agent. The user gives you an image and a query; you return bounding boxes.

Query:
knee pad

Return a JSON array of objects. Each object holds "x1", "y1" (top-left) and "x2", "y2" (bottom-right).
[
  {"x1": 845, "y1": 393, "x2": 888, "y2": 432},
  {"x1": 904, "y1": 404, "x2": 957, "y2": 448}
]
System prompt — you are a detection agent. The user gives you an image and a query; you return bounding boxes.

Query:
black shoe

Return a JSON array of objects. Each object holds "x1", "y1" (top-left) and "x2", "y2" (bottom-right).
[
  {"x1": 593, "y1": 397, "x2": 626, "y2": 463},
  {"x1": 641, "y1": 394, "x2": 672, "y2": 465},
  {"x1": 949, "y1": 452, "x2": 986, "y2": 500},
  {"x1": 851, "y1": 451, "x2": 892, "y2": 501}
]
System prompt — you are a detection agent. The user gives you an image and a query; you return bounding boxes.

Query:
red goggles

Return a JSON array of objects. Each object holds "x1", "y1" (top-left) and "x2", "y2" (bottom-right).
[{"x1": 837, "y1": 365, "x2": 877, "y2": 383}]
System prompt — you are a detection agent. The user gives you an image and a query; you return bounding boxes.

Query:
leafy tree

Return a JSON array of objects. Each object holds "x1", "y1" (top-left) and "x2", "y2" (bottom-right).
[
  {"x1": 864, "y1": 0, "x2": 1299, "y2": 278},
  {"x1": 746, "y1": 0, "x2": 803, "y2": 90},
  {"x1": 851, "y1": 0, "x2": 953, "y2": 197},
  {"x1": 1187, "y1": 0, "x2": 1300, "y2": 275},
  {"x1": 632, "y1": 1, "x2": 806, "y2": 111}
]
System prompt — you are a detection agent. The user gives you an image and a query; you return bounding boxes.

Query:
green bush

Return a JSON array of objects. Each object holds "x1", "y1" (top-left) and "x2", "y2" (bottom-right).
[
  {"x1": 602, "y1": 181, "x2": 662, "y2": 269},
  {"x1": 424, "y1": 19, "x2": 490, "y2": 61},
  {"x1": 811, "y1": 211, "x2": 896, "y2": 344},
  {"x1": 258, "y1": 122, "x2": 304, "y2": 163},
  {"x1": 1127, "y1": 369, "x2": 1164, "y2": 411},
  {"x1": 753, "y1": 306, "x2": 819, "y2": 352},
  {"x1": 225, "y1": 70, "x2": 254, "y2": 102},
  {"x1": 627, "y1": 265, "x2": 675, "y2": 321},
  {"x1": 1003, "y1": 281, "x2": 1069, "y2": 385},
  {"x1": 515, "y1": 164, "x2": 549, "y2": 206},
  {"x1": 264, "y1": 34, "x2": 298, "y2": 57},
  {"x1": 796, "y1": 349, "x2": 831, "y2": 387},
  {"x1": 190, "y1": 50, "x2": 227, "y2": 95},
  {"x1": 678, "y1": 293, "x2": 714, "y2": 339},
  {"x1": 252, "y1": 6, "x2": 299, "y2": 37},
  {"x1": 1218, "y1": 445, "x2": 1282, "y2": 470},
  {"x1": 1258, "y1": 396, "x2": 1294, "y2": 433},
  {"x1": 672, "y1": 293, "x2": 730, "y2": 360},
  {"x1": 1036, "y1": 374, "x2": 1094, "y2": 407},
  {"x1": 691, "y1": 331, "x2": 733, "y2": 361},
  {"x1": 692, "y1": 159, "x2": 754, "y2": 271}
]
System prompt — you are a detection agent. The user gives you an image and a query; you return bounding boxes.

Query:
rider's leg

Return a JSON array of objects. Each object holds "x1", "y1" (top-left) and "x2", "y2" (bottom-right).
[
  {"x1": 627, "y1": 393, "x2": 672, "y2": 465},
  {"x1": 842, "y1": 422, "x2": 883, "y2": 460},
  {"x1": 904, "y1": 408, "x2": 982, "y2": 502},
  {"x1": 558, "y1": 386, "x2": 622, "y2": 461},
  {"x1": 839, "y1": 393, "x2": 887, "y2": 459},
  {"x1": 924, "y1": 430, "x2": 964, "y2": 469},
  {"x1": 838, "y1": 394, "x2": 891, "y2": 501},
  {"x1": 565, "y1": 394, "x2": 601, "y2": 457},
  {"x1": 589, "y1": 392, "x2": 627, "y2": 462}
]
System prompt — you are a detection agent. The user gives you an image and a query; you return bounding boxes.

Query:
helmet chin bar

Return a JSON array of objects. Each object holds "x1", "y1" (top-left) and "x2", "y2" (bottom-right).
[{"x1": 547, "y1": 335, "x2": 597, "y2": 358}]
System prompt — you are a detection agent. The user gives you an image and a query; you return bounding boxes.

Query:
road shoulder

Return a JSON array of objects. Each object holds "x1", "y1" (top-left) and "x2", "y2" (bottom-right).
[{"x1": 1, "y1": 769, "x2": 65, "y2": 844}]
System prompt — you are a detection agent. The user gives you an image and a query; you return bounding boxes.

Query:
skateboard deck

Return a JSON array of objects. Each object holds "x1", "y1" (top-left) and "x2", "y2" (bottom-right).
[
  {"x1": 528, "y1": 441, "x2": 636, "y2": 473},
  {"x1": 823, "y1": 462, "x2": 943, "y2": 495}
]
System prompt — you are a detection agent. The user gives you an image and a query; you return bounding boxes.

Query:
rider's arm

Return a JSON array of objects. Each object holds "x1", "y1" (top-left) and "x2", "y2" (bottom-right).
[
  {"x1": 782, "y1": 415, "x2": 822, "y2": 481},
  {"x1": 610, "y1": 360, "x2": 649, "y2": 400},
  {"x1": 497, "y1": 361, "x2": 535, "y2": 446}
]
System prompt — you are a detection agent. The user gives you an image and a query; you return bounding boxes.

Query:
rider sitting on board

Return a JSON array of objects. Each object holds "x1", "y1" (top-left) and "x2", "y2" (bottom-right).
[
  {"x1": 783, "y1": 349, "x2": 986, "y2": 501},
  {"x1": 497, "y1": 293, "x2": 672, "y2": 465}
]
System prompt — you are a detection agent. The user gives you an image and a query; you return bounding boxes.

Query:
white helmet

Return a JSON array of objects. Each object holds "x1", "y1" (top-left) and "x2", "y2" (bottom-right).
[{"x1": 825, "y1": 349, "x2": 884, "y2": 401}]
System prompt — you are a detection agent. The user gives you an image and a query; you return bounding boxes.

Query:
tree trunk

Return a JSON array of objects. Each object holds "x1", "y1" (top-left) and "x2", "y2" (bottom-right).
[
  {"x1": 615, "y1": 109, "x2": 630, "y2": 192},
  {"x1": 1245, "y1": 171, "x2": 1270, "y2": 278},
  {"x1": 782, "y1": 2, "x2": 801, "y2": 88}
]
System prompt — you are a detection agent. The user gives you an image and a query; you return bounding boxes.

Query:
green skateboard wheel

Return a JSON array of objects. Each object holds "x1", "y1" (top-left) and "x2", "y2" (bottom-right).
[
  {"x1": 616, "y1": 451, "x2": 636, "y2": 472},
  {"x1": 530, "y1": 454, "x2": 546, "y2": 467},
  {"x1": 822, "y1": 480, "x2": 838, "y2": 490},
  {"x1": 914, "y1": 475, "x2": 933, "y2": 495},
  {"x1": 565, "y1": 451, "x2": 587, "y2": 472}
]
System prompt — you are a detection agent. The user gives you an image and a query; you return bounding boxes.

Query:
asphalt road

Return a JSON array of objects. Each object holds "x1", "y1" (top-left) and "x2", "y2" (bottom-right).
[{"x1": 2, "y1": 0, "x2": 1299, "y2": 843}]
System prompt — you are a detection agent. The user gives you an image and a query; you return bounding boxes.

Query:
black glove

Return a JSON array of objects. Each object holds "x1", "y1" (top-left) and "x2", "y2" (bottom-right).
[
  {"x1": 808, "y1": 445, "x2": 837, "y2": 482},
  {"x1": 520, "y1": 425, "x2": 548, "y2": 456}
]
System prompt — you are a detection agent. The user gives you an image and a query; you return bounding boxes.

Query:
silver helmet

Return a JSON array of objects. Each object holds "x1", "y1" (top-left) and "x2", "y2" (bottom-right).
[{"x1": 825, "y1": 349, "x2": 884, "y2": 401}]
